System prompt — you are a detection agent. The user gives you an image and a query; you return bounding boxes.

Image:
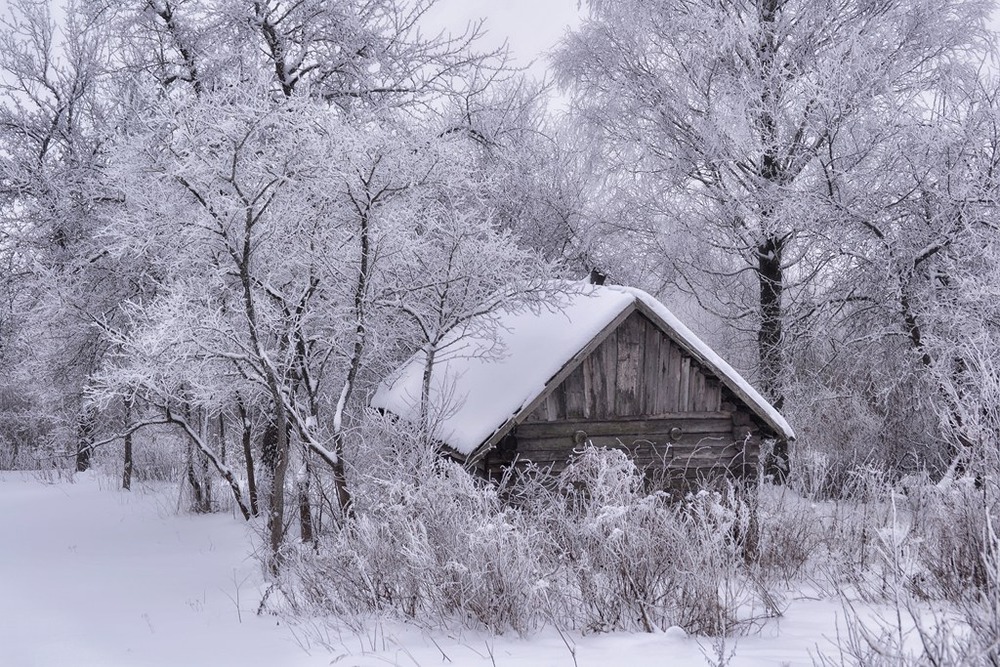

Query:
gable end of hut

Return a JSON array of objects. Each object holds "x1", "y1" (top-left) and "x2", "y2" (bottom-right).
[{"x1": 471, "y1": 308, "x2": 775, "y2": 487}]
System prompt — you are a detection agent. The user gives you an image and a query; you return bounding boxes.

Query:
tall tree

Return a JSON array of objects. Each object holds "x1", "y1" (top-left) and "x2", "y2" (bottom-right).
[
  {"x1": 825, "y1": 76, "x2": 1000, "y2": 468},
  {"x1": 555, "y1": 0, "x2": 993, "y2": 475},
  {"x1": 0, "y1": 0, "x2": 138, "y2": 471}
]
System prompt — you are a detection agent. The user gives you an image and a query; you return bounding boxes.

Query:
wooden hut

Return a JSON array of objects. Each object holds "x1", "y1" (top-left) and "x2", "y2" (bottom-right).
[{"x1": 371, "y1": 283, "x2": 794, "y2": 487}]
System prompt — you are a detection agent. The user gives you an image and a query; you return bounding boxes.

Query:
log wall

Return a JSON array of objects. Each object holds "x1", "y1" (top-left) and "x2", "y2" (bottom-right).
[
  {"x1": 479, "y1": 311, "x2": 765, "y2": 488},
  {"x1": 522, "y1": 311, "x2": 723, "y2": 422},
  {"x1": 481, "y1": 415, "x2": 761, "y2": 486}
]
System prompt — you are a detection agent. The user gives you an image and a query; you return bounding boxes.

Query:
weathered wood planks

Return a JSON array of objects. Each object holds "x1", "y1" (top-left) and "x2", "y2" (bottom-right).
[
  {"x1": 475, "y1": 310, "x2": 767, "y2": 489},
  {"x1": 517, "y1": 415, "x2": 733, "y2": 437},
  {"x1": 523, "y1": 311, "x2": 725, "y2": 423}
]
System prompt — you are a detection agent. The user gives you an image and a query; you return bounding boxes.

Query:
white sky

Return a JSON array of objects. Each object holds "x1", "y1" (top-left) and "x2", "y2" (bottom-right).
[{"x1": 420, "y1": 0, "x2": 582, "y2": 81}]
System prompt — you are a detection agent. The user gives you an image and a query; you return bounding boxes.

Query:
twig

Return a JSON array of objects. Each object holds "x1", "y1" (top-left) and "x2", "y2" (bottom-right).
[
  {"x1": 257, "y1": 582, "x2": 276, "y2": 616},
  {"x1": 552, "y1": 624, "x2": 578, "y2": 667},
  {"x1": 428, "y1": 635, "x2": 452, "y2": 663},
  {"x1": 484, "y1": 638, "x2": 498, "y2": 667}
]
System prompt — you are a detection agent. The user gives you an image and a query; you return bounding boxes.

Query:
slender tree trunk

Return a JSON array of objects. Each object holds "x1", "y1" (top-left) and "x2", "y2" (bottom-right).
[
  {"x1": 900, "y1": 286, "x2": 975, "y2": 471},
  {"x1": 183, "y1": 400, "x2": 210, "y2": 513},
  {"x1": 75, "y1": 407, "x2": 95, "y2": 473},
  {"x1": 229, "y1": 185, "x2": 295, "y2": 568},
  {"x1": 297, "y1": 453, "x2": 314, "y2": 544},
  {"x1": 185, "y1": 438, "x2": 208, "y2": 512},
  {"x1": 267, "y1": 404, "x2": 290, "y2": 572},
  {"x1": 218, "y1": 412, "x2": 226, "y2": 466},
  {"x1": 420, "y1": 345, "x2": 438, "y2": 439},
  {"x1": 201, "y1": 416, "x2": 213, "y2": 511},
  {"x1": 122, "y1": 397, "x2": 133, "y2": 491},
  {"x1": 329, "y1": 428, "x2": 352, "y2": 518},
  {"x1": 163, "y1": 409, "x2": 252, "y2": 520},
  {"x1": 325, "y1": 195, "x2": 377, "y2": 520},
  {"x1": 237, "y1": 398, "x2": 259, "y2": 517}
]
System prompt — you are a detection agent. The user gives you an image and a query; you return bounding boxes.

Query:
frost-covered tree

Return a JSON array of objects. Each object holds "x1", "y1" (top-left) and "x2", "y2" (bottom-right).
[
  {"x1": 97, "y1": 82, "x2": 557, "y2": 562},
  {"x1": 818, "y1": 76, "x2": 1000, "y2": 469},
  {"x1": 102, "y1": 94, "x2": 361, "y2": 559},
  {"x1": 554, "y1": 0, "x2": 995, "y2": 475},
  {"x1": 382, "y1": 205, "x2": 556, "y2": 432},
  {"x1": 100, "y1": 0, "x2": 495, "y2": 109},
  {"x1": 0, "y1": 0, "x2": 139, "y2": 471},
  {"x1": 0, "y1": 0, "x2": 570, "y2": 578},
  {"x1": 437, "y1": 78, "x2": 587, "y2": 264}
]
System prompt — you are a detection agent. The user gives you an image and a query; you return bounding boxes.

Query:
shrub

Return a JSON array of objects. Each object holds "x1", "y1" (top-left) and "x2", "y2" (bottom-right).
[{"x1": 280, "y1": 427, "x2": 778, "y2": 637}]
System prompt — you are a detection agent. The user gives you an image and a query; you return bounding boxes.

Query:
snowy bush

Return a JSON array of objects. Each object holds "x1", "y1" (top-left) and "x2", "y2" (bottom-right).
[
  {"x1": 531, "y1": 448, "x2": 749, "y2": 635},
  {"x1": 273, "y1": 412, "x2": 1000, "y2": 651},
  {"x1": 745, "y1": 484, "x2": 821, "y2": 585},
  {"x1": 279, "y1": 429, "x2": 781, "y2": 637},
  {"x1": 281, "y1": 421, "x2": 550, "y2": 633},
  {"x1": 907, "y1": 478, "x2": 1000, "y2": 602},
  {"x1": 814, "y1": 507, "x2": 1000, "y2": 666}
]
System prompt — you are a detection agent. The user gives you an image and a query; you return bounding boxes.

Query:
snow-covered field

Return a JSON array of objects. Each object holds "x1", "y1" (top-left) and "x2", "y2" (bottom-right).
[{"x1": 0, "y1": 471, "x2": 848, "y2": 666}]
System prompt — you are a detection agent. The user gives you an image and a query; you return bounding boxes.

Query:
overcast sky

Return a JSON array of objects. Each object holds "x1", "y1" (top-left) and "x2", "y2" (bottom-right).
[{"x1": 421, "y1": 0, "x2": 582, "y2": 81}]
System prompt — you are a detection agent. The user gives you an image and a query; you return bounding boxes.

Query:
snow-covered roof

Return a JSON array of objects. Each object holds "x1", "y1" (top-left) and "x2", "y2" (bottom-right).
[{"x1": 370, "y1": 283, "x2": 795, "y2": 458}]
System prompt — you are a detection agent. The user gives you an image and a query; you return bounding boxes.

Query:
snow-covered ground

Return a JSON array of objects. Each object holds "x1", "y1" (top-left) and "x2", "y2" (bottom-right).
[
  {"x1": 0, "y1": 471, "x2": 847, "y2": 666},
  {"x1": 0, "y1": 471, "x2": 318, "y2": 667}
]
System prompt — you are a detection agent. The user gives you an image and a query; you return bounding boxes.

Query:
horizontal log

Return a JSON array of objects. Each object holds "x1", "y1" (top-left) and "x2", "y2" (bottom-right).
[
  {"x1": 516, "y1": 414, "x2": 734, "y2": 438},
  {"x1": 664, "y1": 454, "x2": 752, "y2": 470},
  {"x1": 514, "y1": 444, "x2": 714, "y2": 463},
  {"x1": 516, "y1": 440, "x2": 753, "y2": 459},
  {"x1": 493, "y1": 460, "x2": 757, "y2": 489},
  {"x1": 511, "y1": 450, "x2": 675, "y2": 468},
  {"x1": 502, "y1": 450, "x2": 755, "y2": 472},
  {"x1": 508, "y1": 459, "x2": 568, "y2": 475},
  {"x1": 518, "y1": 432, "x2": 733, "y2": 447},
  {"x1": 667, "y1": 440, "x2": 740, "y2": 454},
  {"x1": 504, "y1": 431, "x2": 758, "y2": 455}
]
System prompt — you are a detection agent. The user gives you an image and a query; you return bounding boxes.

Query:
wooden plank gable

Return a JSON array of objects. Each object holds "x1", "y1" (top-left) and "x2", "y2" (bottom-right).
[{"x1": 522, "y1": 310, "x2": 723, "y2": 424}]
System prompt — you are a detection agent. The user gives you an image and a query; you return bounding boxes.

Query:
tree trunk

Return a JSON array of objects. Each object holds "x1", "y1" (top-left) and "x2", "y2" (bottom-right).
[
  {"x1": 185, "y1": 445, "x2": 212, "y2": 513},
  {"x1": 163, "y1": 409, "x2": 252, "y2": 520},
  {"x1": 75, "y1": 407, "x2": 95, "y2": 473},
  {"x1": 758, "y1": 234, "x2": 787, "y2": 482},
  {"x1": 237, "y1": 399, "x2": 259, "y2": 517},
  {"x1": 122, "y1": 397, "x2": 133, "y2": 491},
  {"x1": 754, "y1": 2, "x2": 790, "y2": 483},
  {"x1": 900, "y1": 286, "x2": 975, "y2": 471},
  {"x1": 297, "y1": 454, "x2": 314, "y2": 544},
  {"x1": 184, "y1": 402, "x2": 211, "y2": 513},
  {"x1": 218, "y1": 412, "x2": 226, "y2": 466},
  {"x1": 266, "y1": 405, "x2": 290, "y2": 573},
  {"x1": 322, "y1": 194, "x2": 377, "y2": 521},
  {"x1": 420, "y1": 345, "x2": 438, "y2": 439},
  {"x1": 330, "y1": 439, "x2": 351, "y2": 518}
]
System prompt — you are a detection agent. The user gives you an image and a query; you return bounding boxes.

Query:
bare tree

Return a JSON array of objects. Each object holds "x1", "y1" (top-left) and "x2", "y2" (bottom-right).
[
  {"x1": 0, "y1": 0, "x2": 143, "y2": 471},
  {"x1": 554, "y1": 0, "x2": 994, "y2": 476}
]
